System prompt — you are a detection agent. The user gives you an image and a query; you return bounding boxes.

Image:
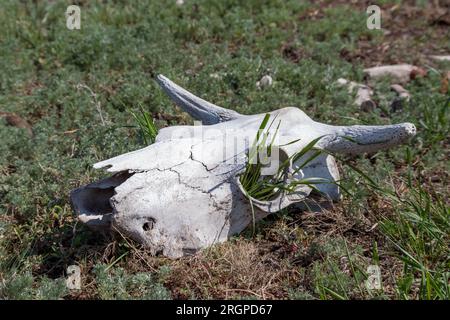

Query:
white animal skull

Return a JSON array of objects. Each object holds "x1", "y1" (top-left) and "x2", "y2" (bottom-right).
[{"x1": 70, "y1": 75, "x2": 416, "y2": 258}]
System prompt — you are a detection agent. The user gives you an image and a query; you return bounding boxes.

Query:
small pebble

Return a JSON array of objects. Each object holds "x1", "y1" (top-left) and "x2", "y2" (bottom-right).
[{"x1": 257, "y1": 75, "x2": 273, "y2": 88}]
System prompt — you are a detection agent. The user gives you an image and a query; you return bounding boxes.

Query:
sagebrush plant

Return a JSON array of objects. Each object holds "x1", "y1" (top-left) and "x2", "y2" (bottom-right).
[{"x1": 0, "y1": 272, "x2": 67, "y2": 300}]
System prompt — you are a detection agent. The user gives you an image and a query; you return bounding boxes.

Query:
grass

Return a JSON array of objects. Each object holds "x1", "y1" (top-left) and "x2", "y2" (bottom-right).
[
  {"x1": 129, "y1": 105, "x2": 158, "y2": 145},
  {"x1": 378, "y1": 182, "x2": 449, "y2": 299},
  {"x1": 239, "y1": 113, "x2": 331, "y2": 236},
  {"x1": 0, "y1": 0, "x2": 448, "y2": 300}
]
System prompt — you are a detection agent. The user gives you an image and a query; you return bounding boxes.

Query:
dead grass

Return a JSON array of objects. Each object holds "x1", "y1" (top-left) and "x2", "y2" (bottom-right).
[{"x1": 165, "y1": 240, "x2": 300, "y2": 299}]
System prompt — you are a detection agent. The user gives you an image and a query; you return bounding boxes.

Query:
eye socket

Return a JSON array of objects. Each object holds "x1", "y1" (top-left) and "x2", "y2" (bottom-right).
[{"x1": 142, "y1": 218, "x2": 156, "y2": 231}]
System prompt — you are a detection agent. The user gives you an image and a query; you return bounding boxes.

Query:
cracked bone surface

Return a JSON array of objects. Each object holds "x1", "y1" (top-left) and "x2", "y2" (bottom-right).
[{"x1": 70, "y1": 74, "x2": 416, "y2": 258}]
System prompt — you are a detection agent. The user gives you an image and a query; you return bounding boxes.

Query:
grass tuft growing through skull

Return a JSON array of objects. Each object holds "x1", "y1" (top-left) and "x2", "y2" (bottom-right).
[
  {"x1": 240, "y1": 113, "x2": 330, "y2": 201},
  {"x1": 239, "y1": 114, "x2": 332, "y2": 233}
]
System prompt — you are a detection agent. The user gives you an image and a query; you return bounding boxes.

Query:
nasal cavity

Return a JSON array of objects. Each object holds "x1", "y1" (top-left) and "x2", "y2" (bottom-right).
[{"x1": 143, "y1": 218, "x2": 156, "y2": 231}]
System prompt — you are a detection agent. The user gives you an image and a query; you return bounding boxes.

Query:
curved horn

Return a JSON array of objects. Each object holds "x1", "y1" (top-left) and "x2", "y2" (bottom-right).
[
  {"x1": 318, "y1": 122, "x2": 416, "y2": 155},
  {"x1": 156, "y1": 74, "x2": 242, "y2": 125}
]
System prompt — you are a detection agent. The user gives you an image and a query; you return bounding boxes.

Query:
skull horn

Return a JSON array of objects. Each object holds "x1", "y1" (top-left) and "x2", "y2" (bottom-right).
[{"x1": 156, "y1": 74, "x2": 243, "y2": 125}]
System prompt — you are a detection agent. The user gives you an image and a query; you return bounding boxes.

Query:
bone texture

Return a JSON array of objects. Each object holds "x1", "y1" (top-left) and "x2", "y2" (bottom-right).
[{"x1": 70, "y1": 75, "x2": 416, "y2": 258}]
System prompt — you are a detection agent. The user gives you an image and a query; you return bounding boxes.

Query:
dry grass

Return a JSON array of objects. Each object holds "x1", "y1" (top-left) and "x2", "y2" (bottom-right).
[{"x1": 166, "y1": 240, "x2": 299, "y2": 299}]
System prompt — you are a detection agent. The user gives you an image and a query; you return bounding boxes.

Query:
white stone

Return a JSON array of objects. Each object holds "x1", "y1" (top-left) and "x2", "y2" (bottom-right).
[{"x1": 337, "y1": 78, "x2": 376, "y2": 111}]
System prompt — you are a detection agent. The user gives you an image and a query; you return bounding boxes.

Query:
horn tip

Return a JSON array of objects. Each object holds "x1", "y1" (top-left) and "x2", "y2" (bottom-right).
[{"x1": 401, "y1": 122, "x2": 416, "y2": 137}]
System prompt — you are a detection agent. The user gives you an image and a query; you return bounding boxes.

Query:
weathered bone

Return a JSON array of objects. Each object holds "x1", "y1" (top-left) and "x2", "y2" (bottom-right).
[
  {"x1": 70, "y1": 75, "x2": 416, "y2": 258},
  {"x1": 156, "y1": 75, "x2": 242, "y2": 125}
]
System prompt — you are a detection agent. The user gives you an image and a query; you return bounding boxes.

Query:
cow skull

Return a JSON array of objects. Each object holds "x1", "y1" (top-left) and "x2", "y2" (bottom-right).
[{"x1": 70, "y1": 75, "x2": 416, "y2": 258}]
